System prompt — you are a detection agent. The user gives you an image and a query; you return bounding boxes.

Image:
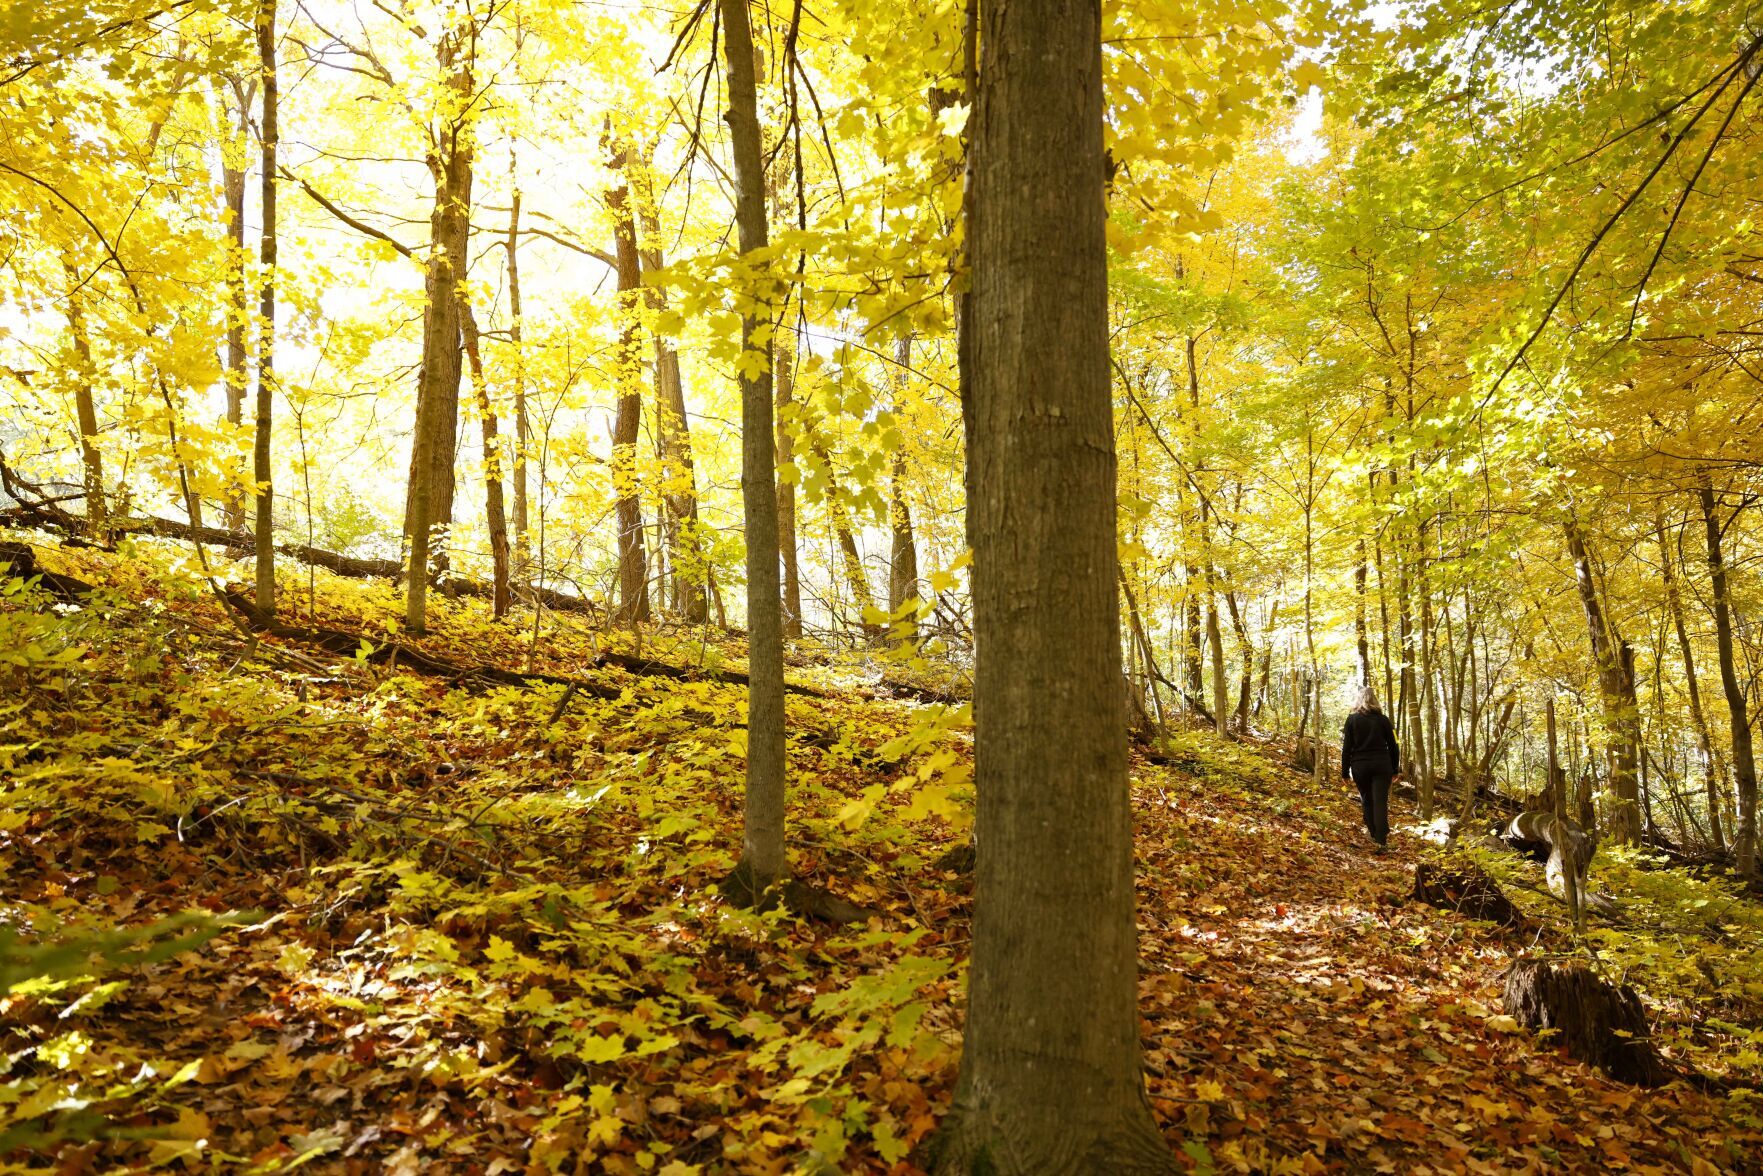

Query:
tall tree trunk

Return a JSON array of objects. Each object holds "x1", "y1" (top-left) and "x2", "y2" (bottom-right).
[
  {"x1": 1207, "y1": 599, "x2": 1228, "y2": 738},
  {"x1": 1419, "y1": 528, "x2": 1441, "y2": 816},
  {"x1": 459, "y1": 299, "x2": 510, "y2": 617},
  {"x1": 1564, "y1": 512, "x2": 1642, "y2": 843},
  {"x1": 1225, "y1": 590, "x2": 1254, "y2": 731},
  {"x1": 810, "y1": 435, "x2": 875, "y2": 637},
  {"x1": 607, "y1": 142, "x2": 651, "y2": 625},
  {"x1": 504, "y1": 178, "x2": 530, "y2": 581},
  {"x1": 253, "y1": 0, "x2": 277, "y2": 615},
  {"x1": 60, "y1": 262, "x2": 106, "y2": 537},
  {"x1": 1184, "y1": 587, "x2": 1205, "y2": 701},
  {"x1": 720, "y1": 0, "x2": 788, "y2": 899},
  {"x1": 1397, "y1": 526, "x2": 1426, "y2": 788},
  {"x1": 633, "y1": 157, "x2": 708, "y2": 622},
  {"x1": 216, "y1": 75, "x2": 251, "y2": 533},
  {"x1": 1354, "y1": 540, "x2": 1371, "y2": 687},
  {"x1": 1698, "y1": 477, "x2": 1758, "y2": 877},
  {"x1": 1375, "y1": 530, "x2": 1396, "y2": 716},
  {"x1": 1657, "y1": 511, "x2": 1724, "y2": 852},
  {"x1": 775, "y1": 323, "x2": 803, "y2": 638},
  {"x1": 887, "y1": 334, "x2": 920, "y2": 634},
  {"x1": 930, "y1": 0, "x2": 1169, "y2": 1168},
  {"x1": 403, "y1": 25, "x2": 475, "y2": 633},
  {"x1": 1547, "y1": 697, "x2": 1584, "y2": 931}
]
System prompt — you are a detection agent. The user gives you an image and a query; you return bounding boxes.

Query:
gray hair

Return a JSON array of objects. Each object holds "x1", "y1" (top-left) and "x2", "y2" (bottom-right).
[{"x1": 1353, "y1": 685, "x2": 1381, "y2": 713}]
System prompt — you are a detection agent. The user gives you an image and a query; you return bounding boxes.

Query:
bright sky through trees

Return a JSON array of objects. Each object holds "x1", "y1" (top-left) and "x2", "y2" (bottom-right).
[{"x1": 4, "y1": 0, "x2": 1763, "y2": 1170}]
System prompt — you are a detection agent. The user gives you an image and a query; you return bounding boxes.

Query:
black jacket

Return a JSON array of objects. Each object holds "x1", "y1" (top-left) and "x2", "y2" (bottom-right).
[{"x1": 1340, "y1": 709, "x2": 1400, "y2": 779}]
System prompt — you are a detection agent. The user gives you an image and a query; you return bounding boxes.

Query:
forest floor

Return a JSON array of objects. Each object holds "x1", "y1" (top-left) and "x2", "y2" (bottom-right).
[{"x1": 4, "y1": 540, "x2": 1763, "y2": 1174}]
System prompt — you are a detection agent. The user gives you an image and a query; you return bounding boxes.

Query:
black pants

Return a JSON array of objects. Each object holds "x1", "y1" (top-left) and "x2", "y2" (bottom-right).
[{"x1": 1351, "y1": 767, "x2": 1391, "y2": 845}]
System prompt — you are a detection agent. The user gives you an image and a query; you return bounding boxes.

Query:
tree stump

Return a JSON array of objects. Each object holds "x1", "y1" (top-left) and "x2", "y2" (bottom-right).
[
  {"x1": 1412, "y1": 860, "x2": 1527, "y2": 928},
  {"x1": 1502, "y1": 959, "x2": 1674, "y2": 1085}
]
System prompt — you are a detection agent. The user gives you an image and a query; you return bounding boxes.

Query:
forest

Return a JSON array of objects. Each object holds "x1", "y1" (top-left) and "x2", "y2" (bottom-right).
[{"x1": 3, "y1": 0, "x2": 1763, "y2": 1171}]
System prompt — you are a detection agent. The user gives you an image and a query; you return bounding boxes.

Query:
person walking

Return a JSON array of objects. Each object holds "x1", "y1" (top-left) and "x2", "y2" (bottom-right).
[{"x1": 1341, "y1": 686, "x2": 1401, "y2": 851}]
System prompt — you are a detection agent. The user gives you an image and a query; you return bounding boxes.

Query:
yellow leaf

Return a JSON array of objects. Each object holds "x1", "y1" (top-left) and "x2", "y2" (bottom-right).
[{"x1": 1292, "y1": 61, "x2": 1326, "y2": 92}]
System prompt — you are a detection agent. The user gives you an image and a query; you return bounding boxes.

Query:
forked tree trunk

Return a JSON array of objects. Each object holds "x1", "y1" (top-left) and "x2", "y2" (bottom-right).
[
  {"x1": 1546, "y1": 697, "x2": 1584, "y2": 931},
  {"x1": 1699, "y1": 477, "x2": 1758, "y2": 878},
  {"x1": 928, "y1": 0, "x2": 1171, "y2": 1169},
  {"x1": 60, "y1": 262, "x2": 106, "y2": 537},
  {"x1": 253, "y1": 0, "x2": 277, "y2": 615},
  {"x1": 809, "y1": 434, "x2": 875, "y2": 637},
  {"x1": 1207, "y1": 599, "x2": 1228, "y2": 737},
  {"x1": 459, "y1": 299, "x2": 510, "y2": 617},
  {"x1": 403, "y1": 24, "x2": 475, "y2": 633},
  {"x1": 774, "y1": 325, "x2": 803, "y2": 638},
  {"x1": 1183, "y1": 583, "x2": 1204, "y2": 699},
  {"x1": 1354, "y1": 541, "x2": 1371, "y2": 686},
  {"x1": 1657, "y1": 513, "x2": 1723, "y2": 852},
  {"x1": 215, "y1": 74, "x2": 251, "y2": 534},
  {"x1": 633, "y1": 155, "x2": 708, "y2": 622},
  {"x1": 887, "y1": 334, "x2": 919, "y2": 634},
  {"x1": 1564, "y1": 512, "x2": 1642, "y2": 843},
  {"x1": 1397, "y1": 529, "x2": 1426, "y2": 785},
  {"x1": 606, "y1": 143, "x2": 651, "y2": 626},
  {"x1": 719, "y1": 0, "x2": 788, "y2": 902},
  {"x1": 504, "y1": 181, "x2": 531, "y2": 581}
]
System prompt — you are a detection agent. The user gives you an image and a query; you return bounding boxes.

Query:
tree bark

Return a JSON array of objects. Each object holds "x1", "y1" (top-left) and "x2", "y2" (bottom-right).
[
  {"x1": 809, "y1": 434, "x2": 876, "y2": 638},
  {"x1": 775, "y1": 324, "x2": 803, "y2": 638},
  {"x1": 606, "y1": 141, "x2": 651, "y2": 625},
  {"x1": 504, "y1": 180, "x2": 530, "y2": 581},
  {"x1": 215, "y1": 74, "x2": 251, "y2": 534},
  {"x1": 403, "y1": 23, "x2": 475, "y2": 633},
  {"x1": 253, "y1": 0, "x2": 277, "y2": 616},
  {"x1": 1547, "y1": 697, "x2": 1584, "y2": 931},
  {"x1": 60, "y1": 261, "x2": 106, "y2": 538},
  {"x1": 719, "y1": 0, "x2": 788, "y2": 900},
  {"x1": 929, "y1": 0, "x2": 1170, "y2": 1168},
  {"x1": 1657, "y1": 511, "x2": 1724, "y2": 852},
  {"x1": 1698, "y1": 476, "x2": 1758, "y2": 877},
  {"x1": 887, "y1": 334, "x2": 920, "y2": 634},
  {"x1": 633, "y1": 155, "x2": 708, "y2": 622},
  {"x1": 1564, "y1": 511, "x2": 1642, "y2": 843},
  {"x1": 459, "y1": 299, "x2": 510, "y2": 617}
]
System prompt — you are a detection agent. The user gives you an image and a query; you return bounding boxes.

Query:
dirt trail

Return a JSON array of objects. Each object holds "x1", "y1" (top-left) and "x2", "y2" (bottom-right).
[{"x1": 1128, "y1": 747, "x2": 1758, "y2": 1174}]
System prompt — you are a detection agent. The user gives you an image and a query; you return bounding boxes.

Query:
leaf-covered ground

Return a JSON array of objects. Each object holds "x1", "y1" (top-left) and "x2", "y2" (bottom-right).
[{"x1": 4, "y1": 541, "x2": 1762, "y2": 1173}]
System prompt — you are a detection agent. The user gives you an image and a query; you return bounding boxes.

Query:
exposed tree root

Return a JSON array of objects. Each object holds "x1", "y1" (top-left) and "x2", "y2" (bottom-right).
[
  {"x1": 718, "y1": 861, "x2": 876, "y2": 923},
  {"x1": 923, "y1": 1099, "x2": 1179, "y2": 1175}
]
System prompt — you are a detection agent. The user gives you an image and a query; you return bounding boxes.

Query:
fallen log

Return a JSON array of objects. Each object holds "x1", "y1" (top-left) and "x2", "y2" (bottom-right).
[
  {"x1": 1502, "y1": 810, "x2": 1618, "y2": 915},
  {"x1": 0, "y1": 504, "x2": 599, "y2": 616},
  {"x1": 1504, "y1": 811, "x2": 1594, "y2": 899},
  {"x1": 1412, "y1": 860, "x2": 1529, "y2": 929},
  {"x1": 220, "y1": 587, "x2": 829, "y2": 701},
  {"x1": 0, "y1": 541, "x2": 96, "y2": 603},
  {"x1": 221, "y1": 587, "x2": 622, "y2": 697},
  {"x1": 1502, "y1": 959, "x2": 1675, "y2": 1085}
]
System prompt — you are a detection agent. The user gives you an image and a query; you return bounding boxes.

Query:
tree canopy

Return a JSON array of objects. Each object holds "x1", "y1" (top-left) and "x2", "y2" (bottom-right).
[{"x1": 4, "y1": 0, "x2": 1763, "y2": 1170}]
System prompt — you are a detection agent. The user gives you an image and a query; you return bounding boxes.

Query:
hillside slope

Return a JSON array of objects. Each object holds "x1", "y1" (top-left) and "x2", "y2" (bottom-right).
[{"x1": 3, "y1": 541, "x2": 1760, "y2": 1173}]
